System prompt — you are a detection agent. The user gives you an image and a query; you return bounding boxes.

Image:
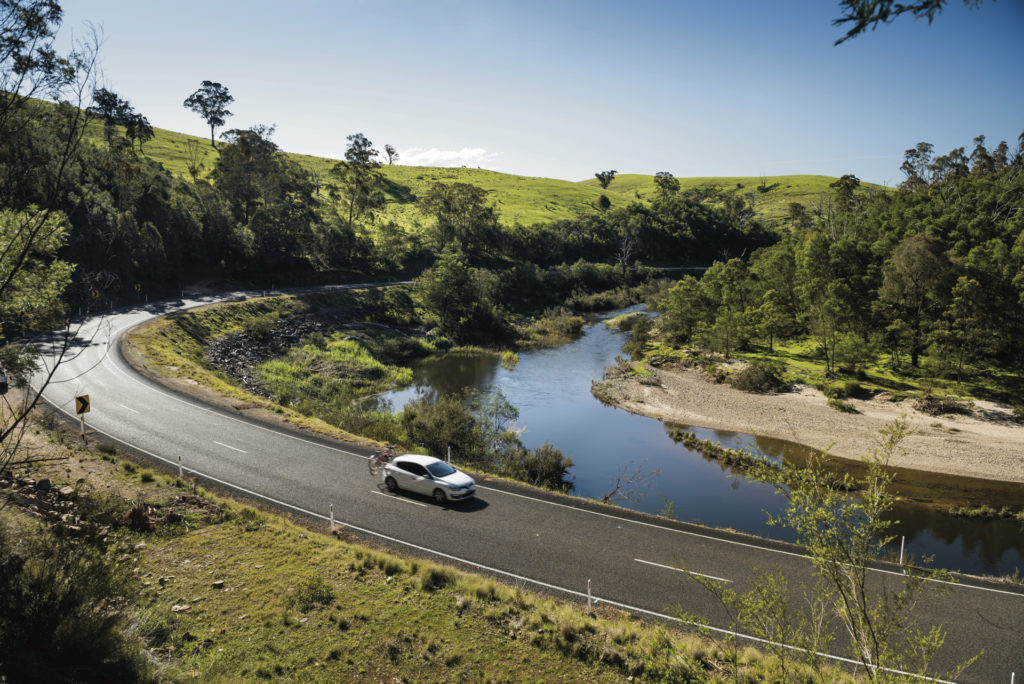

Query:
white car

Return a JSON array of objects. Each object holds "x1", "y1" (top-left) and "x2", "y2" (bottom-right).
[{"x1": 382, "y1": 454, "x2": 476, "y2": 504}]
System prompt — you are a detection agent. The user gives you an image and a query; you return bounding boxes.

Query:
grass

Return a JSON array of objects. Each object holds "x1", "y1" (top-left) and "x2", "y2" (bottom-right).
[
  {"x1": 83, "y1": 115, "x2": 881, "y2": 231},
  {"x1": 2, "y1": 426, "x2": 841, "y2": 682},
  {"x1": 122, "y1": 293, "x2": 371, "y2": 444},
  {"x1": 726, "y1": 337, "x2": 1024, "y2": 405},
  {"x1": 256, "y1": 333, "x2": 414, "y2": 407}
]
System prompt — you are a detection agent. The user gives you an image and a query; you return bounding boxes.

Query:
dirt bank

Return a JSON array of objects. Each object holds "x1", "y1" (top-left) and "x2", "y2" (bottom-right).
[{"x1": 598, "y1": 365, "x2": 1024, "y2": 486}]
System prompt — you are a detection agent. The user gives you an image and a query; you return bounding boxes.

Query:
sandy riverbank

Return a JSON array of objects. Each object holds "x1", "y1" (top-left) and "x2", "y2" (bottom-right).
[{"x1": 598, "y1": 365, "x2": 1024, "y2": 485}]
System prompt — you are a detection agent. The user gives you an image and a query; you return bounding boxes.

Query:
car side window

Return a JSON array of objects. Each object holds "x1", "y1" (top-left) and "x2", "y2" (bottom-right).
[
  {"x1": 405, "y1": 463, "x2": 427, "y2": 477},
  {"x1": 395, "y1": 461, "x2": 416, "y2": 474}
]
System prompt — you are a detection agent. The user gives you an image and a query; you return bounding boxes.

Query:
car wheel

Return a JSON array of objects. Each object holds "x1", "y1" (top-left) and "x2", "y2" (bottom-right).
[
  {"x1": 432, "y1": 488, "x2": 447, "y2": 505},
  {"x1": 385, "y1": 476, "x2": 399, "y2": 493}
]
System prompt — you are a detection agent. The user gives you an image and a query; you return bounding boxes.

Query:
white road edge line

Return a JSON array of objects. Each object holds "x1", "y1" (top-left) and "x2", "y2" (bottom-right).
[
  {"x1": 372, "y1": 490, "x2": 428, "y2": 507},
  {"x1": 56, "y1": 411, "x2": 952, "y2": 684},
  {"x1": 82, "y1": 308, "x2": 1024, "y2": 601},
  {"x1": 213, "y1": 441, "x2": 247, "y2": 454},
  {"x1": 635, "y1": 558, "x2": 731, "y2": 583},
  {"x1": 118, "y1": 403, "x2": 140, "y2": 414}
]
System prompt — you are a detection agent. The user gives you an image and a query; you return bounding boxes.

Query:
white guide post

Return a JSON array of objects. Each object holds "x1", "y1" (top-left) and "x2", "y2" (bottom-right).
[
  {"x1": 899, "y1": 536, "x2": 905, "y2": 566},
  {"x1": 329, "y1": 503, "x2": 334, "y2": 533},
  {"x1": 587, "y1": 579, "x2": 592, "y2": 615}
]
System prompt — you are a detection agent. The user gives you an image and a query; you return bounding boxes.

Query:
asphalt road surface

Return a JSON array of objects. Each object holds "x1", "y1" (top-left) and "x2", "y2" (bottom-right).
[{"x1": 35, "y1": 287, "x2": 1024, "y2": 682}]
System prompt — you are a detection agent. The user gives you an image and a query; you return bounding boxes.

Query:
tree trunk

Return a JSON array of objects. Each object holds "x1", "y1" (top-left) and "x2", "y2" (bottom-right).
[{"x1": 210, "y1": 124, "x2": 216, "y2": 148}]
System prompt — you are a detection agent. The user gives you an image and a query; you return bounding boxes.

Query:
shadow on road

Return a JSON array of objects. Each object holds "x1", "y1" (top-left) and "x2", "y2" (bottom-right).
[{"x1": 374, "y1": 484, "x2": 489, "y2": 511}]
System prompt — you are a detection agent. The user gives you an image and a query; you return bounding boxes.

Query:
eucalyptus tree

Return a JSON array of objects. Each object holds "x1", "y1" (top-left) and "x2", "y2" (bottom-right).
[
  {"x1": 419, "y1": 181, "x2": 499, "y2": 259},
  {"x1": 879, "y1": 233, "x2": 953, "y2": 367},
  {"x1": 88, "y1": 87, "x2": 130, "y2": 144},
  {"x1": 329, "y1": 133, "x2": 386, "y2": 261},
  {"x1": 183, "y1": 80, "x2": 234, "y2": 147},
  {"x1": 594, "y1": 169, "x2": 617, "y2": 189},
  {"x1": 0, "y1": 0, "x2": 100, "y2": 477},
  {"x1": 833, "y1": 0, "x2": 986, "y2": 45},
  {"x1": 653, "y1": 171, "x2": 680, "y2": 201}
]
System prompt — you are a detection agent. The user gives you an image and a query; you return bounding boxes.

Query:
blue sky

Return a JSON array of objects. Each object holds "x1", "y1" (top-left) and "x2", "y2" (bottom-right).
[{"x1": 59, "y1": 0, "x2": 1023, "y2": 185}]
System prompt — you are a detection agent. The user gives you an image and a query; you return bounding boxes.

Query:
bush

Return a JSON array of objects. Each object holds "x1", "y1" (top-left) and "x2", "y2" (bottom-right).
[
  {"x1": 914, "y1": 390, "x2": 972, "y2": 416},
  {"x1": 0, "y1": 519, "x2": 148, "y2": 681},
  {"x1": 728, "y1": 359, "x2": 790, "y2": 394},
  {"x1": 244, "y1": 312, "x2": 280, "y2": 340},
  {"x1": 498, "y1": 442, "x2": 574, "y2": 492},
  {"x1": 828, "y1": 397, "x2": 858, "y2": 413},
  {"x1": 622, "y1": 317, "x2": 654, "y2": 360},
  {"x1": 420, "y1": 566, "x2": 456, "y2": 591},
  {"x1": 291, "y1": 575, "x2": 335, "y2": 612},
  {"x1": 841, "y1": 380, "x2": 871, "y2": 399},
  {"x1": 1013, "y1": 404, "x2": 1024, "y2": 423},
  {"x1": 401, "y1": 391, "x2": 482, "y2": 462}
]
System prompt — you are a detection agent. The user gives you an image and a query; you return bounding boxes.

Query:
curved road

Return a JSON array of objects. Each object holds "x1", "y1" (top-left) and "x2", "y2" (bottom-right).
[{"x1": 36, "y1": 287, "x2": 1024, "y2": 682}]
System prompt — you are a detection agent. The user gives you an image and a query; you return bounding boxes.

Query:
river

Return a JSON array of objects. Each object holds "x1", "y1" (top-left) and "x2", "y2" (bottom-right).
[{"x1": 379, "y1": 306, "x2": 1024, "y2": 577}]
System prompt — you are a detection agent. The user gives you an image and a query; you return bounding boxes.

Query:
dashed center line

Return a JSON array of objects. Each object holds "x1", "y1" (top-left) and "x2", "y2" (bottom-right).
[
  {"x1": 372, "y1": 490, "x2": 428, "y2": 507},
  {"x1": 119, "y1": 403, "x2": 140, "y2": 414},
  {"x1": 635, "y1": 558, "x2": 731, "y2": 583},
  {"x1": 213, "y1": 441, "x2": 247, "y2": 454}
]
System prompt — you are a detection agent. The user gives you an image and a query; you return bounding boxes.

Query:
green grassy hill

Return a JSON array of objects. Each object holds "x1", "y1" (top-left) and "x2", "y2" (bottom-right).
[
  {"x1": 580, "y1": 173, "x2": 880, "y2": 220},
  {"x1": 92, "y1": 119, "x2": 882, "y2": 227}
]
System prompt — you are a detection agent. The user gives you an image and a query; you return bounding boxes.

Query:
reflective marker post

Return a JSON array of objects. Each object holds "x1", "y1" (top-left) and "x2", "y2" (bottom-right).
[
  {"x1": 587, "y1": 579, "x2": 593, "y2": 615},
  {"x1": 329, "y1": 504, "x2": 334, "y2": 533}
]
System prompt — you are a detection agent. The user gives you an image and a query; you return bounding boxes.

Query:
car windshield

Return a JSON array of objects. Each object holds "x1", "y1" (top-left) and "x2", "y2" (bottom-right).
[{"x1": 426, "y1": 461, "x2": 457, "y2": 478}]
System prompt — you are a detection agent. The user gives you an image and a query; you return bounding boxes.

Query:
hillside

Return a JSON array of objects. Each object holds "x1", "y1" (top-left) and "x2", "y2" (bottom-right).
[{"x1": 89, "y1": 119, "x2": 880, "y2": 227}]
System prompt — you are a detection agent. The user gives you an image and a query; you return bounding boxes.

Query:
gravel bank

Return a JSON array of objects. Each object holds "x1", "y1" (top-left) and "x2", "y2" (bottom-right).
[{"x1": 598, "y1": 365, "x2": 1024, "y2": 485}]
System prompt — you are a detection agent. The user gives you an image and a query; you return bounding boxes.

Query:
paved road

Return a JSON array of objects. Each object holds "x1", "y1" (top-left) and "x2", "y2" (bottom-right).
[{"x1": 35, "y1": 287, "x2": 1024, "y2": 682}]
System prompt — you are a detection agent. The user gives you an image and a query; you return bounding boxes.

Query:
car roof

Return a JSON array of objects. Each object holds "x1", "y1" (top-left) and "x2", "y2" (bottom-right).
[{"x1": 394, "y1": 454, "x2": 443, "y2": 466}]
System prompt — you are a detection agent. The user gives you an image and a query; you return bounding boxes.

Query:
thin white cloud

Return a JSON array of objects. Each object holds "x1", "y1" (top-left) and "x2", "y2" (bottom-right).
[{"x1": 399, "y1": 147, "x2": 502, "y2": 169}]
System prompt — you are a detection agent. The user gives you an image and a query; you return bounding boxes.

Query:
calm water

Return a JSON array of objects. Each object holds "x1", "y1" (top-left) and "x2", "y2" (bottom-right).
[{"x1": 380, "y1": 306, "x2": 1024, "y2": 576}]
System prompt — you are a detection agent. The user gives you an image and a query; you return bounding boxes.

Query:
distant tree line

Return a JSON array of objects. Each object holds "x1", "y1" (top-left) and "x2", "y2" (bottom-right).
[{"x1": 655, "y1": 134, "x2": 1024, "y2": 379}]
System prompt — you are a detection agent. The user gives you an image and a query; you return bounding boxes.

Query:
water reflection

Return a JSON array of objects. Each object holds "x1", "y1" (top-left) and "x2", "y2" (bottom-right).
[{"x1": 377, "y1": 307, "x2": 1024, "y2": 576}]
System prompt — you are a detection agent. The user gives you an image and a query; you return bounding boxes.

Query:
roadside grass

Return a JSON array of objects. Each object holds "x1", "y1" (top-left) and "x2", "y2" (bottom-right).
[{"x1": 3, "y1": 429, "x2": 838, "y2": 682}]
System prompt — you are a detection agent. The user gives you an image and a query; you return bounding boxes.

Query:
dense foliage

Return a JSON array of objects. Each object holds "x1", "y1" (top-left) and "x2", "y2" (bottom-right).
[{"x1": 655, "y1": 134, "x2": 1024, "y2": 386}]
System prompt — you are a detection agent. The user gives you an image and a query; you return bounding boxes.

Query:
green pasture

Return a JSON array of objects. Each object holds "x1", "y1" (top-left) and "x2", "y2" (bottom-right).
[{"x1": 85, "y1": 117, "x2": 878, "y2": 228}]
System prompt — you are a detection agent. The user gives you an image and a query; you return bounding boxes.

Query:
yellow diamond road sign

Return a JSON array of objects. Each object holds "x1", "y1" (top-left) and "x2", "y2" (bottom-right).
[{"x1": 75, "y1": 395, "x2": 90, "y2": 415}]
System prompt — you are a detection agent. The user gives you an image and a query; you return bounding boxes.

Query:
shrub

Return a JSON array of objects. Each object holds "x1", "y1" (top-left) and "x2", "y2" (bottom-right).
[
  {"x1": 728, "y1": 359, "x2": 790, "y2": 394},
  {"x1": 1013, "y1": 404, "x2": 1024, "y2": 423},
  {"x1": 244, "y1": 312, "x2": 280, "y2": 340},
  {"x1": 500, "y1": 350, "x2": 519, "y2": 370},
  {"x1": 828, "y1": 397, "x2": 858, "y2": 413},
  {"x1": 420, "y1": 566, "x2": 455, "y2": 591},
  {"x1": 0, "y1": 519, "x2": 148, "y2": 681},
  {"x1": 842, "y1": 380, "x2": 868, "y2": 398},
  {"x1": 291, "y1": 575, "x2": 335, "y2": 612},
  {"x1": 622, "y1": 317, "x2": 654, "y2": 360},
  {"x1": 914, "y1": 390, "x2": 972, "y2": 416},
  {"x1": 498, "y1": 442, "x2": 574, "y2": 492}
]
